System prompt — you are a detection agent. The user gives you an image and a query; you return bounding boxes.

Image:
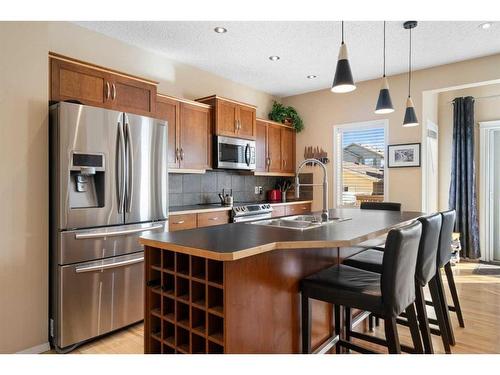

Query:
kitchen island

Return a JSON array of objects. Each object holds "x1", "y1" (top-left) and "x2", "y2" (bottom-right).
[{"x1": 140, "y1": 208, "x2": 421, "y2": 354}]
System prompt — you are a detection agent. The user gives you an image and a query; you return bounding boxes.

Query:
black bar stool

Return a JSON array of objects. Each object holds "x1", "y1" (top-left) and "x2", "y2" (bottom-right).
[
  {"x1": 343, "y1": 213, "x2": 451, "y2": 353},
  {"x1": 425, "y1": 210, "x2": 464, "y2": 345},
  {"x1": 300, "y1": 221, "x2": 422, "y2": 354}
]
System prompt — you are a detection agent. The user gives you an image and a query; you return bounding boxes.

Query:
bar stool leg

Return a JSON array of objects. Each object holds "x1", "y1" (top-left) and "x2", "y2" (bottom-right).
[
  {"x1": 334, "y1": 305, "x2": 342, "y2": 354},
  {"x1": 428, "y1": 277, "x2": 451, "y2": 353},
  {"x1": 415, "y1": 285, "x2": 434, "y2": 354},
  {"x1": 444, "y1": 262, "x2": 465, "y2": 328},
  {"x1": 368, "y1": 314, "x2": 374, "y2": 332},
  {"x1": 435, "y1": 269, "x2": 456, "y2": 346},
  {"x1": 301, "y1": 293, "x2": 311, "y2": 354},
  {"x1": 405, "y1": 303, "x2": 424, "y2": 353},
  {"x1": 345, "y1": 306, "x2": 352, "y2": 353},
  {"x1": 384, "y1": 317, "x2": 401, "y2": 354}
]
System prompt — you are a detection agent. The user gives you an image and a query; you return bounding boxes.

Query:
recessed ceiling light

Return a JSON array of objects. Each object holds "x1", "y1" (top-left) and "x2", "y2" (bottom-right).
[
  {"x1": 269, "y1": 55, "x2": 280, "y2": 61},
  {"x1": 479, "y1": 22, "x2": 492, "y2": 30},
  {"x1": 214, "y1": 27, "x2": 227, "y2": 34},
  {"x1": 307, "y1": 75, "x2": 317, "y2": 79}
]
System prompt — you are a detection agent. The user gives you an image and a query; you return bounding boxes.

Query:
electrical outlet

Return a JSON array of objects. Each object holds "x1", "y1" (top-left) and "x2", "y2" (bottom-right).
[
  {"x1": 258, "y1": 186, "x2": 263, "y2": 194},
  {"x1": 254, "y1": 186, "x2": 259, "y2": 194}
]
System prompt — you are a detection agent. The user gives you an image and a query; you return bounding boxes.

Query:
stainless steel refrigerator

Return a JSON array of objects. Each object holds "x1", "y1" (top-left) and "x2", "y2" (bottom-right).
[{"x1": 49, "y1": 102, "x2": 168, "y2": 351}]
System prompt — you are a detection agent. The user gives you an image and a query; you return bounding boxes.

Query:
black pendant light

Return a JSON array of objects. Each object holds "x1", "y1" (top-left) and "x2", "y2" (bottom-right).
[
  {"x1": 403, "y1": 21, "x2": 419, "y2": 127},
  {"x1": 375, "y1": 21, "x2": 394, "y2": 114},
  {"x1": 331, "y1": 21, "x2": 356, "y2": 93}
]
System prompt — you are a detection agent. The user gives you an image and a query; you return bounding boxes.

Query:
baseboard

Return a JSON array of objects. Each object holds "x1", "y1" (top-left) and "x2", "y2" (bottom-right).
[{"x1": 16, "y1": 342, "x2": 51, "y2": 354}]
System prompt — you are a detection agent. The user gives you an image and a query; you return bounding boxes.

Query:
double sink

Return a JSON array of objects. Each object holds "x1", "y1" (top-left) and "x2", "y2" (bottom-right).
[{"x1": 248, "y1": 215, "x2": 351, "y2": 231}]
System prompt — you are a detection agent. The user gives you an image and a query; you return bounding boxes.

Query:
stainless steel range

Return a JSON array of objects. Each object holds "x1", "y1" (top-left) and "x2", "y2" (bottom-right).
[{"x1": 231, "y1": 203, "x2": 273, "y2": 223}]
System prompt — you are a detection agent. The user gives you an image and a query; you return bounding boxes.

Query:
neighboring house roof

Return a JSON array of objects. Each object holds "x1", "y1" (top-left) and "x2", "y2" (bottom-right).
[
  {"x1": 343, "y1": 143, "x2": 384, "y2": 159},
  {"x1": 343, "y1": 161, "x2": 383, "y2": 181}
]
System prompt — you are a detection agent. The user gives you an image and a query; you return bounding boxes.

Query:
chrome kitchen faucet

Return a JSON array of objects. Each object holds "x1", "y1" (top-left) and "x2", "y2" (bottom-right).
[{"x1": 295, "y1": 158, "x2": 329, "y2": 222}]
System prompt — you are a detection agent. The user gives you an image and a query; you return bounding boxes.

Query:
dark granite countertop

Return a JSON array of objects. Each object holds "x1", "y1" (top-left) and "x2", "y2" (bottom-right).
[{"x1": 141, "y1": 208, "x2": 422, "y2": 261}]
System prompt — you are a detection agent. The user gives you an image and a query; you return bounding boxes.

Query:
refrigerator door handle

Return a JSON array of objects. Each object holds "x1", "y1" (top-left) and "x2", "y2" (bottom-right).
[
  {"x1": 124, "y1": 115, "x2": 133, "y2": 213},
  {"x1": 74, "y1": 223, "x2": 164, "y2": 240},
  {"x1": 117, "y1": 118, "x2": 126, "y2": 214},
  {"x1": 75, "y1": 255, "x2": 144, "y2": 273}
]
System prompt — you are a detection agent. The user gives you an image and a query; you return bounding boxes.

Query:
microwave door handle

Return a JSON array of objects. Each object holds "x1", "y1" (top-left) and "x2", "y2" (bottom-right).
[
  {"x1": 124, "y1": 116, "x2": 133, "y2": 213},
  {"x1": 245, "y1": 144, "x2": 250, "y2": 166},
  {"x1": 117, "y1": 118, "x2": 126, "y2": 213}
]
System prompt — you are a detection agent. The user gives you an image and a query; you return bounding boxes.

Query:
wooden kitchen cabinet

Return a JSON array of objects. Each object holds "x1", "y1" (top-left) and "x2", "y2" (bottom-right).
[
  {"x1": 254, "y1": 118, "x2": 295, "y2": 176},
  {"x1": 50, "y1": 53, "x2": 157, "y2": 116},
  {"x1": 156, "y1": 95, "x2": 180, "y2": 169},
  {"x1": 179, "y1": 102, "x2": 211, "y2": 170},
  {"x1": 197, "y1": 210, "x2": 230, "y2": 228},
  {"x1": 285, "y1": 202, "x2": 312, "y2": 216},
  {"x1": 196, "y1": 95, "x2": 256, "y2": 140},
  {"x1": 169, "y1": 209, "x2": 230, "y2": 232},
  {"x1": 169, "y1": 213, "x2": 197, "y2": 232},
  {"x1": 156, "y1": 94, "x2": 211, "y2": 172}
]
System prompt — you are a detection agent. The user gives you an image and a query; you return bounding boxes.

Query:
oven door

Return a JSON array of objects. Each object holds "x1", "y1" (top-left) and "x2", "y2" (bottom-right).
[
  {"x1": 216, "y1": 136, "x2": 256, "y2": 170},
  {"x1": 232, "y1": 212, "x2": 273, "y2": 223}
]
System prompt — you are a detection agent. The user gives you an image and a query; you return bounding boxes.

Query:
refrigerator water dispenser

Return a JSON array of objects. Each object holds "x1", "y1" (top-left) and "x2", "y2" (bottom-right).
[{"x1": 69, "y1": 153, "x2": 105, "y2": 209}]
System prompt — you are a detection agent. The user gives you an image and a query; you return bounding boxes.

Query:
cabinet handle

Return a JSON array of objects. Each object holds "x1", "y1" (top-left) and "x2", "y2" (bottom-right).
[
  {"x1": 175, "y1": 148, "x2": 179, "y2": 161},
  {"x1": 105, "y1": 82, "x2": 110, "y2": 100},
  {"x1": 180, "y1": 148, "x2": 185, "y2": 160},
  {"x1": 173, "y1": 220, "x2": 185, "y2": 224},
  {"x1": 112, "y1": 83, "x2": 116, "y2": 100},
  {"x1": 209, "y1": 217, "x2": 219, "y2": 221}
]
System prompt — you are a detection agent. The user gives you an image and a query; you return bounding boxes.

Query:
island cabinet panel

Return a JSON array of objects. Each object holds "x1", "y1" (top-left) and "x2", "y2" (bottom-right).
[
  {"x1": 196, "y1": 95, "x2": 256, "y2": 140},
  {"x1": 50, "y1": 54, "x2": 157, "y2": 116},
  {"x1": 144, "y1": 246, "x2": 225, "y2": 354}
]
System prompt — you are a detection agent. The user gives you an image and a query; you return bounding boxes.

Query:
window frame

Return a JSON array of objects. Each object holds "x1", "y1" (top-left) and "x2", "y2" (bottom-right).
[{"x1": 332, "y1": 119, "x2": 389, "y2": 208}]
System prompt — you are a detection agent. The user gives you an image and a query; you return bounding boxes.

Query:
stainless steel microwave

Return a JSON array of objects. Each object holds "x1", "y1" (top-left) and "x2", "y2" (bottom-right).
[{"x1": 215, "y1": 136, "x2": 256, "y2": 170}]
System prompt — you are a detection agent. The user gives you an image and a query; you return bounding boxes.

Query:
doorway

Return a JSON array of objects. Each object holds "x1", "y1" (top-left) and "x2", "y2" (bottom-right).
[
  {"x1": 424, "y1": 120, "x2": 439, "y2": 213},
  {"x1": 480, "y1": 120, "x2": 500, "y2": 262}
]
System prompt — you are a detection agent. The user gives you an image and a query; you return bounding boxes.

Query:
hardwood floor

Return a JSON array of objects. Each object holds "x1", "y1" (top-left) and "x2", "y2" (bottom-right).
[{"x1": 48, "y1": 262, "x2": 500, "y2": 354}]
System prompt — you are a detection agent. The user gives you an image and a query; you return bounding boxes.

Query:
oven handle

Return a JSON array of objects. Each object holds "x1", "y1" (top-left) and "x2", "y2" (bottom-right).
[
  {"x1": 233, "y1": 213, "x2": 273, "y2": 223},
  {"x1": 74, "y1": 224, "x2": 164, "y2": 239},
  {"x1": 75, "y1": 255, "x2": 144, "y2": 273}
]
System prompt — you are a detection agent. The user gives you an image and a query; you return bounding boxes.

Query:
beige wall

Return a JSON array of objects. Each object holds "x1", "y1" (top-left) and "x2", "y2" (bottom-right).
[
  {"x1": 437, "y1": 83, "x2": 500, "y2": 211},
  {"x1": 283, "y1": 54, "x2": 500, "y2": 212},
  {"x1": 0, "y1": 21, "x2": 277, "y2": 353}
]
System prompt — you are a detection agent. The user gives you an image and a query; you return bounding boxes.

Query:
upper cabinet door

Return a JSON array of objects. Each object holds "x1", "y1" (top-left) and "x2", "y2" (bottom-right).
[
  {"x1": 237, "y1": 105, "x2": 256, "y2": 140},
  {"x1": 179, "y1": 102, "x2": 211, "y2": 170},
  {"x1": 281, "y1": 127, "x2": 295, "y2": 173},
  {"x1": 267, "y1": 124, "x2": 282, "y2": 173},
  {"x1": 255, "y1": 120, "x2": 268, "y2": 172},
  {"x1": 50, "y1": 58, "x2": 108, "y2": 107},
  {"x1": 156, "y1": 96, "x2": 180, "y2": 169},
  {"x1": 107, "y1": 74, "x2": 156, "y2": 116},
  {"x1": 216, "y1": 100, "x2": 238, "y2": 137}
]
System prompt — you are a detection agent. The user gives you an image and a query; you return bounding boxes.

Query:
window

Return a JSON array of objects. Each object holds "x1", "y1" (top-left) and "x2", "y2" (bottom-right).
[{"x1": 333, "y1": 121, "x2": 388, "y2": 207}]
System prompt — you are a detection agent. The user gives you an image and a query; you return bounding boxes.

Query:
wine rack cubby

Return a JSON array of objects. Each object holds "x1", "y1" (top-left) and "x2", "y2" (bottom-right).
[{"x1": 145, "y1": 246, "x2": 225, "y2": 354}]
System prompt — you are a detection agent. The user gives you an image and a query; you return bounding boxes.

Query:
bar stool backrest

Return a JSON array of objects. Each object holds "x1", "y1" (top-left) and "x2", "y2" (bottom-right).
[
  {"x1": 360, "y1": 201, "x2": 402, "y2": 211},
  {"x1": 415, "y1": 213, "x2": 442, "y2": 286},
  {"x1": 437, "y1": 210, "x2": 456, "y2": 268},
  {"x1": 381, "y1": 221, "x2": 422, "y2": 317}
]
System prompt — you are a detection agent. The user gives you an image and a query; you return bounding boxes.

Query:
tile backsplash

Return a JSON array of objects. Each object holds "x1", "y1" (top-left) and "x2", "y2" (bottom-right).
[{"x1": 168, "y1": 170, "x2": 311, "y2": 207}]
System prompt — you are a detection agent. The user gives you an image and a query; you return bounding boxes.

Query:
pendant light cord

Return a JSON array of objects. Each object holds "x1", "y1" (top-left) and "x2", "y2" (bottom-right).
[
  {"x1": 383, "y1": 21, "x2": 386, "y2": 77},
  {"x1": 408, "y1": 27, "x2": 412, "y2": 97},
  {"x1": 341, "y1": 21, "x2": 344, "y2": 44}
]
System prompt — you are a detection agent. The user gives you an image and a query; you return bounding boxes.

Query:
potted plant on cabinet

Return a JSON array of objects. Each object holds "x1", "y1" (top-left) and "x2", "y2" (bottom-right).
[{"x1": 268, "y1": 101, "x2": 304, "y2": 132}]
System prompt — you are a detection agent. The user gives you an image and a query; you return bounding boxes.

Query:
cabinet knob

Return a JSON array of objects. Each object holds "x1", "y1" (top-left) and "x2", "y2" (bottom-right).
[{"x1": 180, "y1": 148, "x2": 185, "y2": 160}]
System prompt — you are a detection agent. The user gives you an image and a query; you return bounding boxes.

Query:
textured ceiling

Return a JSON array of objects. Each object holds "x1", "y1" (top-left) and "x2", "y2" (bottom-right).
[{"x1": 75, "y1": 21, "x2": 500, "y2": 97}]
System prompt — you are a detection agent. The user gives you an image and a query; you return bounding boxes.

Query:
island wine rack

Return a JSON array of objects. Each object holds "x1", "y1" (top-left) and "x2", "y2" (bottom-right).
[{"x1": 145, "y1": 246, "x2": 225, "y2": 354}]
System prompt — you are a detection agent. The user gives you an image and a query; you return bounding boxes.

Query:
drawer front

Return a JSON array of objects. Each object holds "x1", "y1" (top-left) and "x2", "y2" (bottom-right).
[
  {"x1": 271, "y1": 205, "x2": 286, "y2": 218},
  {"x1": 197, "y1": 211, "x2": 229, "y2": 228},
  {"x1": 169, "y1": 213, "x2": 197, "y2": 231},
  {"x1": 285, "y1": 203, "x2": 312, "y2": 216}
]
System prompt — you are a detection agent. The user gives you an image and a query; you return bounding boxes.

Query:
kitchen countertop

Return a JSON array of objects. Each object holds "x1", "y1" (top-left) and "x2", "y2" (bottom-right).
[
  {"x1": 141, "y1": 208, "x2": 422, "y2": 261},
  {"x1": 168, "y1": 199, "x2": 312, "y2": 215}
]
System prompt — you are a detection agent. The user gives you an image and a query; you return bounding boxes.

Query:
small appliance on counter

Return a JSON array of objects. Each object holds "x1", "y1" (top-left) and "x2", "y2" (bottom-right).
[
  {"x1": 218, "y1": 189, "x2": 234, "y2": 206},
  {"x1": 267, "y1": 189, "x2": 282, "y2": 202}
]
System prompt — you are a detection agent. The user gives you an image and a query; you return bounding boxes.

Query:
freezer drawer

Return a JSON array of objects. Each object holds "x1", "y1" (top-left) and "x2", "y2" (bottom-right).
[
  {"x1": 56, "y1": 252, "x2": 144, "y2": 349},
  {"x1": 59, "y1": 221, "x2": 166, "y2": 264}
]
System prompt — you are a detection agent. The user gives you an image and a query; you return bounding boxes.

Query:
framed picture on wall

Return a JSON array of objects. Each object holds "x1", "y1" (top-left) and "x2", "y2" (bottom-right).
[{"x1": 387, "y1": 143, "x2": 421, "y2": 168}]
